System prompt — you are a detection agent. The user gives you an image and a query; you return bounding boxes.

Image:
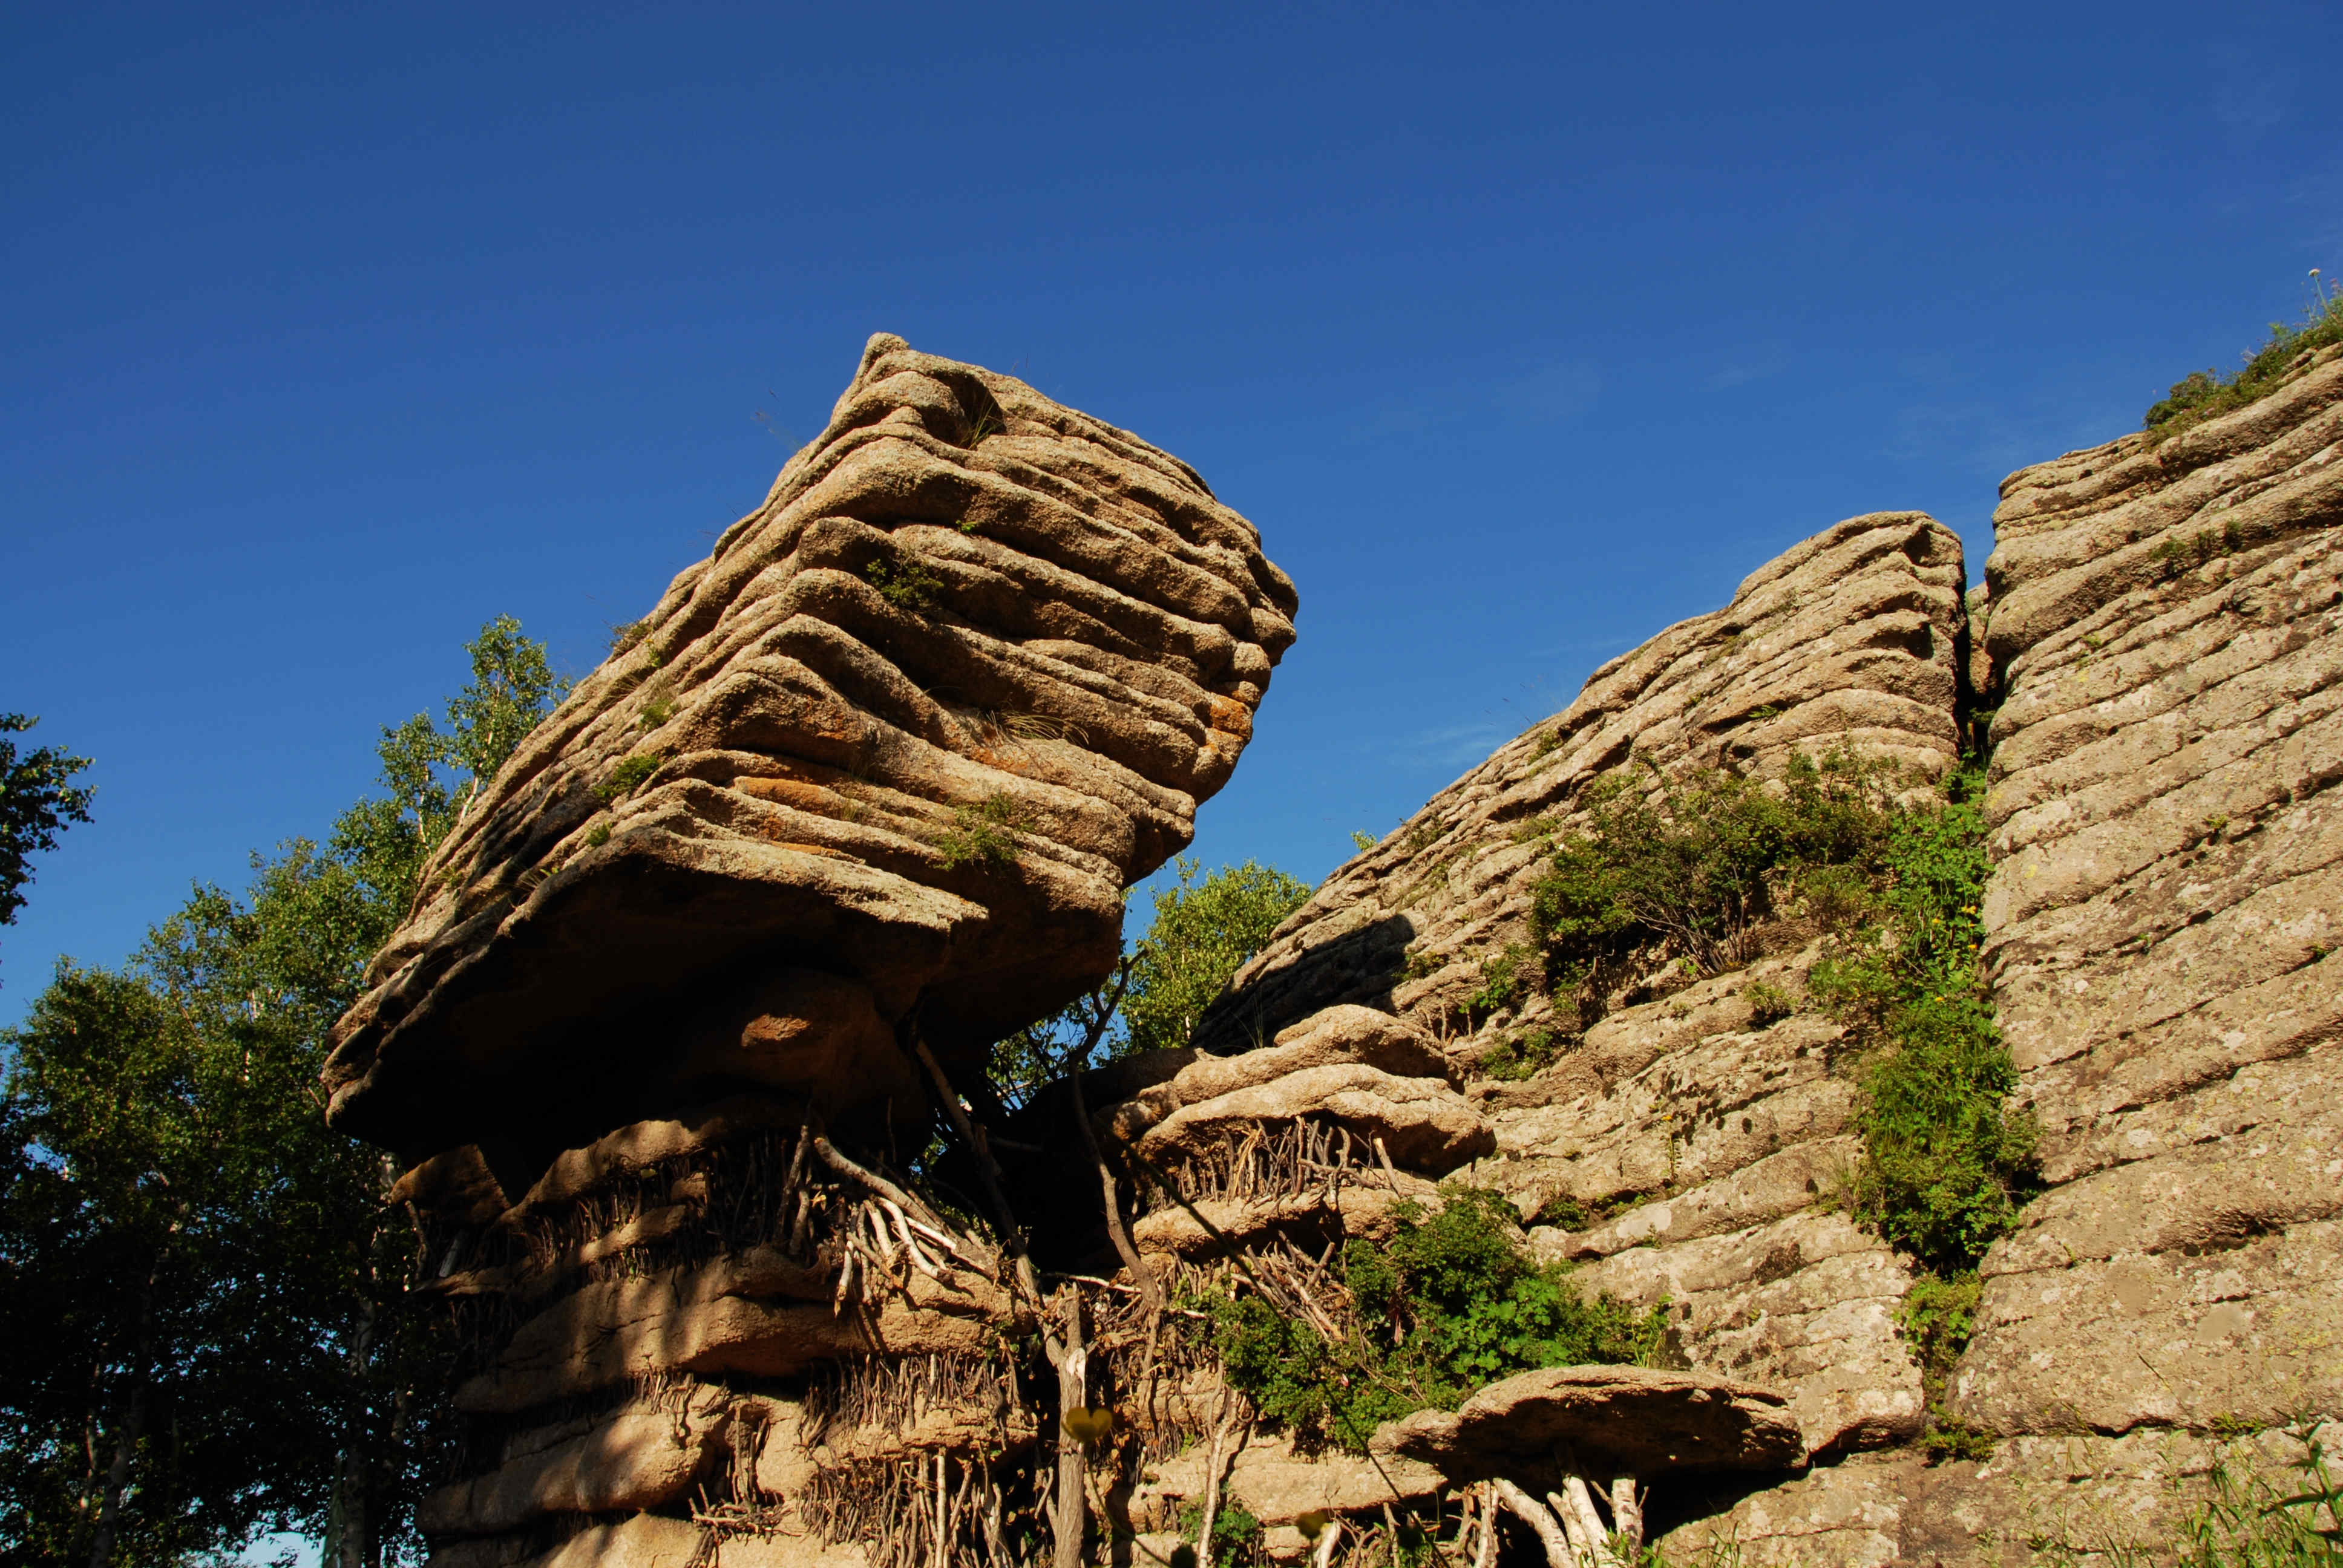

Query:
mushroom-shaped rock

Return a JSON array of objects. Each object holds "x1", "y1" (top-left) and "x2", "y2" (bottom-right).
[
  {"x1": 321, "y1": 332, "x2": 1297, "y2": 1153},
  {"x1": 1099, "y1": 1004, "x2": 1453, "y2": 1143},
  {"x1": 1128, "y1": 1062, "x2": 1493, "y2": 1174},
  {"x1": 1369, "y1": 1365, "x2": 1803, "y2": 1488}
]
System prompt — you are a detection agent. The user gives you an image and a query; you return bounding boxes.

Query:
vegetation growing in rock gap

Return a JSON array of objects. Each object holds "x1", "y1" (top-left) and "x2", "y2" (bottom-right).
[
  {"x1": 594, "y1": 751, "x2": 662, "y2": 802},
  {"x1": 1809, "y1": 764, "x2": 2037, "y2": 1275},
  {"x1": 1478, "y1": 1024, "x2": 1559, "y2": 1081},
  {"x1": 934, "y1": 792, "x2": 1024, "y2": 869},
  {"x1": 861, "y1": 550, "x2": 944, "y2": 613},
  {"x1": 1529, "y1": 748, "x2": 1896, "y2": 988},
  {"x1": 2144, "y1": 276, "x2": 2343, "y2": 439},
  {"x1": 1197, "y1": 1186, "x2": 1666, "y2": 1453}
]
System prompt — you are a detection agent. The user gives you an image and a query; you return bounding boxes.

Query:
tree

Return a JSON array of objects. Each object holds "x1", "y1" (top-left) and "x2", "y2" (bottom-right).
[
  {"x1": 1118, "y1": 858, "x2": 1310, "y2": 1057},
  {"x1": 986, "y1": 858, "x2": 1311, "y2": 1106},
  {"x1": 0, "y1": 618, "x2": 565, "y2": 1568},
  {"x1": 1, "y1": 714, "x2": 95, "y2": 974}
]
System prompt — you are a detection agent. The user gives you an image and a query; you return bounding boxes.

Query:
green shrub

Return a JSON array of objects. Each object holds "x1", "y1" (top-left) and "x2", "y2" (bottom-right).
[
  {"x1": 2145, "y1": 291, "x2": 2343, "y2": 439},
  {"x1": 585, "y1": 823, "x2": 612, "y2": 848},
  {"x1": 862, "y1": 552, "x2": 943, "y2": 613},
  {"x1": 1201, "y1": 1186, "x2": 1665, "y2": 1452},
  {"x1": 1529, "y1": 750, "x2": 1895, "y2": 979},
  {"x1": 594, "y1": 753, "x2": 661, "y2": 802},
  {"x1": 607, "y1": 619, "x2": 651, "y2": 657},
  {"x1": 1479, "y1": 1025, "x2": 1561, "y2": 1081},
  {"x1": 1810, "y1": 767, "x2": 2037, "y2": 1272},
  {"x1": 934, "y1": 794, "x2": 1021, "y2": 869},
  {"x1": 1119, "y1": 858, "x2": 1311, "y2": 1056},
  {"x1": 1743, "y1": 979, "x2": 1796, "y2": 1024}
]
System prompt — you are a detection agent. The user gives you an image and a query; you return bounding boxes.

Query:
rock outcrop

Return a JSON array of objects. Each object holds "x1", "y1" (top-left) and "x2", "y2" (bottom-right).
[
  {"x1": 1198, "y1": 397, "x2": 2343, "y2": 1563},
  {"x1": 336, "y1": 335, "x2": 1294, "y2": 1568},
  {"x1": 1958, "y1": 347, "x2": 2343, "y2": 1434},
  {"x1": 1196, "y1": 512, "x2": 1971, "y2": 1474}
]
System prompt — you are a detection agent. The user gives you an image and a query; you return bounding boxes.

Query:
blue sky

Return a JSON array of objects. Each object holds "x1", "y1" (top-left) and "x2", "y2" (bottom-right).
[{"x1": 5, "y1": 1, "x2": 2339, "y2": 1024}]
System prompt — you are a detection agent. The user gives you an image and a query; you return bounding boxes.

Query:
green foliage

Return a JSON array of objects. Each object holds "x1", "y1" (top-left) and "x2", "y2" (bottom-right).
[
  {"x1": 1479, "y1": 1026, "x2": 1560, "y2": 1082},
  {"x1": 934, "y1": 793, "x2": 1022, "y2": 869},
  {"x1": 1896, "y1": 1270, "x2": 1996, "y2": 1461},
  {"x1": 1530, "y1": 750, "x2": 1895, "y2": 981},
  {"x1": 1173, "y1": 1498, "x2": 1263, "y2": 1560},
  {"x1": 607, "y1": 618, "x2": 652, "y2": 657},
  {"x1": 1453, "y1": 942, "x2": 1530, "y2": 1020},
  {"x1": 1350, "y1": 829, "x2": 1379, "y2": 852},
  {"x1": 862, "y1": 552, "x2": 944, "y2": 613},
  {"x1": 585, "y1": 822, "x2": 613, "y2": 848},
  {"x1": 0, "y1": 619, "x2": 552, "y2": 1567},
  {"x1": 1810, "y1": 767, "x2": 2037, "y2": 1272},
  {"x1": 1201, "y1": 1186, "x2": 1666, "y2": 1452},
  {"x1": 596, "y1": 753, "x2": 662, "y2": 803},
  {"x1": 1118, "y1": 859, "x2": 1310, "y2": 1057},
  {"x1": 637, "y1": 693, "x2": 676, "y2": 731},
  {"x1": 1743, "y1": 978, "x2": 1796, "y2": 1024},
  {"x1": 0, "y1": 713, "x2": 95, "y2": 945},
  {"x1": 2145, "y1": 288, "x2": 2343, "y2": 439}
]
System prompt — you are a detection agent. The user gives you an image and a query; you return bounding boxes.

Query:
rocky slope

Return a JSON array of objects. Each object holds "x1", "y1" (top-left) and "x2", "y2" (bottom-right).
[{"x1": 339, "y1": 335, "x2": 1296, "y2": 1568}]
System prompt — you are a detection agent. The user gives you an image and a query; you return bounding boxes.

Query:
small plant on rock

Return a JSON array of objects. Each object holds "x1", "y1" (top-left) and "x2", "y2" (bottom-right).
[
  {"x1": 862, "y1": 551, "x2": 943, "y2": 614},
  {"x1": 594, "y1": 753, "x2": 661, "y2": 802},
  {"x1": 934, "y1": 793, "x2": 1022, "y2": 869}
]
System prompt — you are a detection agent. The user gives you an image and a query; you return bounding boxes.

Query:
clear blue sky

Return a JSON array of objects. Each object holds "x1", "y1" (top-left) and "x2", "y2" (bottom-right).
[{"x1": 5, "y1": 1, "x2": 2338, "y2": 1023}]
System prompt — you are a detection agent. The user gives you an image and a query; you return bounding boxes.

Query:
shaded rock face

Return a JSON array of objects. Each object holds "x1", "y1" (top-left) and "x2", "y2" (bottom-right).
[
  {"x1": 1198, "y1": 512, "x2": 1971, "y2": 1470},
  {"x1": 326, "y1": 331, "x2": 1296, "y2": 1158},
  {"x1": 1958, "y1": 347, "x2": 2343, "y2": 1439},
  {"x1": 341, "y1": 338, "x2": 1293, "y2": 1568}
]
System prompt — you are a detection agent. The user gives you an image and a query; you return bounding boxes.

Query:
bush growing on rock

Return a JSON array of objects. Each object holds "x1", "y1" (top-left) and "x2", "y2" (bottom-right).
[{"x1": 1199, "y1": 1185, "x2": 1665, "y2": 1452}]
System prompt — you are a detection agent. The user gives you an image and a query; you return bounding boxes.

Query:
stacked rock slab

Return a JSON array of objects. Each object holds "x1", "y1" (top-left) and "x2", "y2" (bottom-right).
[
  {"x1": 1194, "y1": 512, "x2": 1970, "y2": 1481},
  {"x1": 1093, "y1": 1004, "x2": 1489, "y2": 1551},
  {"x1": 322, "y1": 335, "x2": 1294, "y2": 1568}
]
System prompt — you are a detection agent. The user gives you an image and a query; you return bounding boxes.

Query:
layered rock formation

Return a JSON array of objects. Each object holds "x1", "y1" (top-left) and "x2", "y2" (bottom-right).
[
  {"x1": 1188, "y1": 361, "x2": 2343, "y2": 1564},
  {"x1": 329, "y1": 334, "x2": 1294, "y2": 1567},
  {"x1": 1194, "y1": 512, "x2": 1971, "y2": 1477}
]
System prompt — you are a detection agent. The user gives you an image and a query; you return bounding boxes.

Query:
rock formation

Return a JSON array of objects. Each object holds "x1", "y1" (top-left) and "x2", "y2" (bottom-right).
[
  {"x1": 333, "y1": 326, "x2": 2343, "y2": 1567},
  {"x1": 327, "y1": 333, "x2": 1295, "y2": 1568},
  {"x1": 1190, "y1": 354, "x2": 2343, "y2": 1564}
]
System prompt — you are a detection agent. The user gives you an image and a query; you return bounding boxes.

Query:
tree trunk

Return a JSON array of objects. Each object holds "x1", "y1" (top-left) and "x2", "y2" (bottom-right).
[
  {"x1": 1051, "y1": 1292, "x2": 1089, "y2": 1568},
  {"x1": 334, "y1": 1291, "x2": 379, "y2": 1568},
  {"x1": 88, "y1": 1258, "x2": 162, "y2": 1568}
]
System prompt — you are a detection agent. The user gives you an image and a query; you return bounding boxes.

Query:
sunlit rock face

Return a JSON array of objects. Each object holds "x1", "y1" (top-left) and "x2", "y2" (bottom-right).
[
  {"x1": 1955, "y1": 345, "x2": 2343, "y2": 1440},
  {"x1": 324, "y1": 336, "x2": 1293, "y2": 1567},
  {"x1": 325, "y1": 331, "x2": 1296, "y2": 1161}
]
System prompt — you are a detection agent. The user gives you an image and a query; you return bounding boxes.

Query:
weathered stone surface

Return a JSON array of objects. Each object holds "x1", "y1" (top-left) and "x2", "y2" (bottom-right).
[
  {"x1": 1371, "y1": 1365, "x2": 1803, "y2": 1486},
  {"x1": 326, "y1": 332, "x2": 1296, "y2": 1153},
  {"x1": 455, "y1": 1252, "x2": 1023, "y2": 1414},
  {"x1": 418, "y1": 1393, "x2": 727, "y2": 1536},
  {"x1": 1196, "y1": 512, "x2": 1966, "y2": 1053},
  {"x1": 1130, "y1": 1429, "x2": 1443, "y2": 1529},
  {"x1": 1659, "y1": 1419, "x2": 2343, "y2": 1568},
  {"x1": 1128, "y1": 1175, "x2": 1436, "y2": 1259},
  {"x1": 1100, "y1": 1004, "x2": 1452, "y2": 1143},
  {"x1": 1570, "y1": 1210, "x2": 1923, "y2": 1457},
  {"x1": 1962, "y1": 350, "x2": 2343, "y2": 1443},
  {"x1": 1127, "y1": 1060, "x2": 1492, "y2": 1174}
]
